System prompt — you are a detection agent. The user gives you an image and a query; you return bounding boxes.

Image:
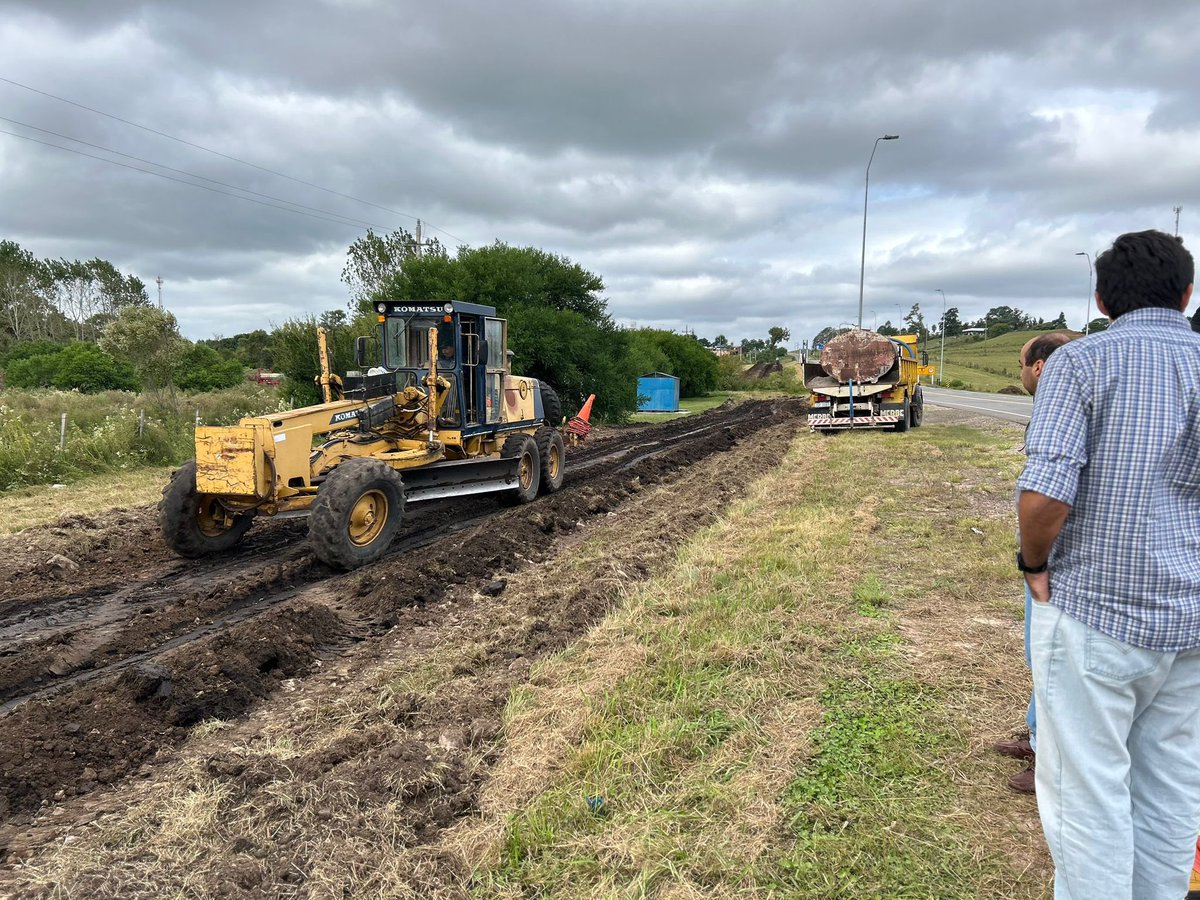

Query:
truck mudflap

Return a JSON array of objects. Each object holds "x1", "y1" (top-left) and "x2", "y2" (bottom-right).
[{"x1": 808, "y1": 413, "x2": 900, "y2": 429}]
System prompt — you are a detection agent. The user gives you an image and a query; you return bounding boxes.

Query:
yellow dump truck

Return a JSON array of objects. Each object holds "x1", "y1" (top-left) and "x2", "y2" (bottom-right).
[{"x1": 803, "y1": 329, "x2": 933, "y2": 432}]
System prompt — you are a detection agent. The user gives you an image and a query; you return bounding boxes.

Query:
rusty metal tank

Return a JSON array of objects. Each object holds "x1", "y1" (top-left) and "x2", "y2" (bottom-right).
[{"x1": 818, "y1": 329, "x2": 897, "y2": 384}]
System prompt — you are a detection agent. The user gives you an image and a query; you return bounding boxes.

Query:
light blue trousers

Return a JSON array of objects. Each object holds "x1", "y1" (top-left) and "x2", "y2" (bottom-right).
[
  {"x1": 1024, "y1": 582, "x2": 1036, "y2": 751},
  {"x1": 1030, "y1": 600, "x2": 1200, "y2": 899}
]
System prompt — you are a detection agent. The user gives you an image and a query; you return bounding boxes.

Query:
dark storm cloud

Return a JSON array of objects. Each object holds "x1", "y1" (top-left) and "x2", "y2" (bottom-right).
[{"x1": 1, "y1": 0, "x2": 1198, "y2": 342}]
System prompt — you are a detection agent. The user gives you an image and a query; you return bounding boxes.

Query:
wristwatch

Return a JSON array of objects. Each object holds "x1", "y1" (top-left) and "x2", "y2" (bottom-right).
[{"x1": 1016, "y1": 551, "x2": 1048, "y2": 574}]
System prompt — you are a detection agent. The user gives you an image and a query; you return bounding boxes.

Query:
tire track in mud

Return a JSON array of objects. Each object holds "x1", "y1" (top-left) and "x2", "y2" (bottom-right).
[
  {"x1": 0, "y1": 399, "x2": 804, "y2": 829},
  {"x1": 0, "y1": 400, "x2": 769, "y2": 709}
]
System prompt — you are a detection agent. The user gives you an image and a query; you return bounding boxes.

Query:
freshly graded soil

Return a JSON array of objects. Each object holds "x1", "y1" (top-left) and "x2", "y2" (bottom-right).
[{"x1": 0, "y1": 398, "x2": 807, "y2": 895}]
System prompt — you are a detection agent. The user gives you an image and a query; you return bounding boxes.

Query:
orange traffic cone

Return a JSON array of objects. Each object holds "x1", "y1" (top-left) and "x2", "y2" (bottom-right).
[
  {"x1": 564, "y1": 394, "x2": 595, "y2": 445},
  {"x1": 575, "y1": 394, "x2": 595, "y2": 423}
]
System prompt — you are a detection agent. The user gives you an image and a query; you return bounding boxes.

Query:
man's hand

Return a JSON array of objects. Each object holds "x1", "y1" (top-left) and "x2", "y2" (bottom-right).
[{"x1": 1026, "y1": 570, "x2": 1050, "y2": 603}]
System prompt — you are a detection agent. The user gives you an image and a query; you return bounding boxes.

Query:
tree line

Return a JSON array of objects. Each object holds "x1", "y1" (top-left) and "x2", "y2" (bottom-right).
[{"x1": 2, "y1": 231, "x2": 755, "y2": 419}]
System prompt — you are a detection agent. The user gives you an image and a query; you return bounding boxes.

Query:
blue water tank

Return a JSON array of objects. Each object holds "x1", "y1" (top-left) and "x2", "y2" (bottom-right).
[{"x1": 637, "y1": 372, "x2": 681, "y2": 412}]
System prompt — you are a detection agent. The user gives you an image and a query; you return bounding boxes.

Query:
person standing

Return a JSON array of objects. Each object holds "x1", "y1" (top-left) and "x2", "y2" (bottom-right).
[
  {"x1": 992, "y1": 330, "x2": 1076, "y2": 794},
  {"x1": 1017, "y1": 229, "x2": 1200, "y2": 898}
]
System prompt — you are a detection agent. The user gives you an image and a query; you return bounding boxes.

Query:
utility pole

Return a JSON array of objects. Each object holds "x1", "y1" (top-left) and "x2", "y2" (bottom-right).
[
  {"x1": 413, "y1": 219, "x2": 439, "y2": 258},
  {"x1": 1174, "y1": 206, "x2": 1183, "y2": 237},
  {"x1": 156, "y1": 276, "x2": 163, "y2": 309}
]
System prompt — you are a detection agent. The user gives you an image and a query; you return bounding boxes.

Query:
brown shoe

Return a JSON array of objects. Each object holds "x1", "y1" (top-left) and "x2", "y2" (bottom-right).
[
  {"x1": 1008, "y1": 765, "x2": 1036, "y2": 795},
  {"x1": 992, "y1": 737, "x2": 1035, "y2": 761}
]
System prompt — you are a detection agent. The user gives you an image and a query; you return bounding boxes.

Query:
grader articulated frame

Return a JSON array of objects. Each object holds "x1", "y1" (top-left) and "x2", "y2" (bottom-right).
[{"x1": 161, "y1": 300, "x2": 569, "y2": 569}]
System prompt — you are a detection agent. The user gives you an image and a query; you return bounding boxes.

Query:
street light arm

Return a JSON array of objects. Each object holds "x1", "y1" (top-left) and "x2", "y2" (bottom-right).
[{"x1": 858, "y1": 134, "x2": 900, "y2": 329}]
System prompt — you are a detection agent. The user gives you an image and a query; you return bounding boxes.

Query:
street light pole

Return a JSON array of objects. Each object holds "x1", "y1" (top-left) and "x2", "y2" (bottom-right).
[
  {"x1": 858, "y1": 134, "x2": 900, "y2": 329},
  {"x1": 935, "y1": 288, "x2": 947, "y2": 386},
  {"x1": 1075, "y1": 252, "x2": 1093, "y2": 335}
]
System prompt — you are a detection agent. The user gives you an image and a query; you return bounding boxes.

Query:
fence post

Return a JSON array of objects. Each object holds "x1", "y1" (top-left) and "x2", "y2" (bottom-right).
[
  {"x1": 59, "y1": 412, "x2": 67, "y2": 451},
  {"x1": 138, "y1": 408, "x2": 146, "y2": 436},
  {"x1": 195, "y1": 408, "x2": 201, "y2": 427}
]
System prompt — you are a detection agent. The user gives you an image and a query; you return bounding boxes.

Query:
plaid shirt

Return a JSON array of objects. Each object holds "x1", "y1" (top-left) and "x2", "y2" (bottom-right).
[{"x1": 1017, "y1": 307, "x2": 1200, "y2": 650}]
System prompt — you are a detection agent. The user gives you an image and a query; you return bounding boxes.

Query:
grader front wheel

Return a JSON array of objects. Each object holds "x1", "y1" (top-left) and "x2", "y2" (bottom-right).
[
  {"x1": 160, "y1": 460, "x2": 255, "y2": 558},
  {"x1": 309, "y1": 458, "x2": 406, "y2": 569},
  {"x1": 535, "y1": 426, "x2": 565, "y2": 494},
  {"x1": 499, "y1": 433, "x2": 541, "y2": 506}
]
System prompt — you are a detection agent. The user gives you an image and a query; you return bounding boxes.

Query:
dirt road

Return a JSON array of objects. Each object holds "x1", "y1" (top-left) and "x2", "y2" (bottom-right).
[{"x1": 0, "y1": 398, "x2": 806, "y2": 891}]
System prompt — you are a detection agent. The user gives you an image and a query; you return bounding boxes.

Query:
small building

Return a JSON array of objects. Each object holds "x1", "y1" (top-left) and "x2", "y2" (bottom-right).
[{"x1": 637, "y1": 372, "x2": 681, "y2": 412}]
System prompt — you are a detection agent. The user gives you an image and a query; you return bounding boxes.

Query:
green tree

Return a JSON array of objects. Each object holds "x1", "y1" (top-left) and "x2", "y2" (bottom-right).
[
  {"x1": 627, "y1": 328, "x2": 718, "y2": 397},
  {"x1": 270, "y1": 308, "x2": 378, "y2": 407},
  {"x1": 1191, "y1": 307, "x2": 1200, "y2": 334},
  {"x1": 0, "y1": 241, "x2": 59, "y2": 347},
  {"x1": 174, "y1": 344, "x2": 245, "y2": 393},
  {"x1": 941, "y1": 307, "x2": 963, "y2": 337},
  {"x1": 100, "y1": 306, "x2": 186, "y2": 397},
  {"x1": 1086, "y1": 317, "x2": 1110, "y2": 333},
  {"x1": 47, "y1": 258, "x2": 148, "y2": 342},
  {"x1": 342, "y1": 227, "x2": 446, "y2": 307},
  {"x1": 904, "y1": 304, "x2": 927, "y2": 340},
  {"x1": 377, "y1": 242, "x2": 630, "y2": 419},
  {"x1": 811, "y1": 326, "x2": 840, "y2": 347},
  {"x1": 6, "y1": 342, "x2": 137, "y2": 392},
  {"x1": 768, "y1": 326, "x2": 791, "y2": 351},
  {"x1": 51, "y1": 342, "x2": 139, "y2": 392}
]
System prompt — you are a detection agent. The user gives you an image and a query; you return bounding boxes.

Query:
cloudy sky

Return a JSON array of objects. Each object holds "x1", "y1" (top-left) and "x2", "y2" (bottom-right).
[{"x1": 2, "y1": 0, "x2": 1198, "y2": 344}]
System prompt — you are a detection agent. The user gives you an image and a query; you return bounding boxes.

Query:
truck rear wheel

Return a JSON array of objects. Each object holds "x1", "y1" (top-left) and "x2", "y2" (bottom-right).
[
  {"x1": 309, "y1": 458, "x2": 406, "y2": 569},
  {"x1": 160, "y1": 460, "x2": 254, "y2": 558},
  {"x1": 499, "y1": 433, "x2": 541, "y2": 505},
  {"x1": 535, "y1": 426, "x2": 565, "y2": 494},
  {"x1": 893, "y1": 399, "x2": 911, "y2": 433},
  {"x1": 911, "y1": 389, "x2": 924, "y2": 428}
]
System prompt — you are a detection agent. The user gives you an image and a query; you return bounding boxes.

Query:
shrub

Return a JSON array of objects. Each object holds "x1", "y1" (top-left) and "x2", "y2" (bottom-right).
[
  {"x1": 5, "y1": 343, "x2": 138, "y2": 392},
  {"x1": 174, "y1": 344, "x2": 245, "y2": 393}
]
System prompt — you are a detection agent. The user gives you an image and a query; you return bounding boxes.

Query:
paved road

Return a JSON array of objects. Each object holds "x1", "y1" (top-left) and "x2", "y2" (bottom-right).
[{"x1": 923, "y1": 386, "x2": 1033, "y2": 425}]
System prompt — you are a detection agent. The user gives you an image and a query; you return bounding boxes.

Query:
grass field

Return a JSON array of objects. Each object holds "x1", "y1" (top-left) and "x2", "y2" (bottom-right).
[
  {"x1": 934, "y1": 330, "x2": 1080, "y2": 393},
  {"x1": 462, "y1": 418, "x2": 1046, "y2": 897}
]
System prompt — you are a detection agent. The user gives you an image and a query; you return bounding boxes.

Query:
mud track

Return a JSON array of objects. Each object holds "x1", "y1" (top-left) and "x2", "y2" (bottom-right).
[{"x1": 0, "y1": 399, "x2": 805, "y2": 845}]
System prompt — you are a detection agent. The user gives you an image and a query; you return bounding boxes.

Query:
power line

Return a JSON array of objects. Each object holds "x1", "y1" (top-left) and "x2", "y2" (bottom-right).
[
  {"x1": 0, "y1": 115, "x2": 388, "y2": 231},
  {"x1": 0, "y1": 74, "x2": 470, "y2": 245},
  {"x1": 0, "y1": 128, "x2": 395, "y2": 231}
]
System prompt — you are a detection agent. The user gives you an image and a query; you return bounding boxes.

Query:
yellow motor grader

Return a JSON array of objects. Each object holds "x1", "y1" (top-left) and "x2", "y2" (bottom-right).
[{"x1": 160, "y1": 300, "x2": 566, "y2": 569}]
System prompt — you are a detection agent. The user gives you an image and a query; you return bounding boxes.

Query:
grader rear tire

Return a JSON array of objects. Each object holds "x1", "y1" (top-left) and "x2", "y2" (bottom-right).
[
  {"x1": 539, "y1": 382, "x2": 563, "y2": 427},
  {"x1": 160, "y1": 460, "x2": 254, "y2": 558},
  {"x1": 534, "y1": 426, "x2": 565, "y2": 494},
  {"x1": 499, "y1": 433, "x2": 541, "y2": 506},
  {"x1": 309, "y1": 458, "x2": 406, "y2": 570}
]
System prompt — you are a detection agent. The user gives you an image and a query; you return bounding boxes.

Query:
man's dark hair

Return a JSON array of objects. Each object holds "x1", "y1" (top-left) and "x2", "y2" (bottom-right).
[
  {"x1": 1095, "y1": 230, "x2": 1194, "y2": 319},
  {"x1": 1026, "y1": 331, "x2": 1075, "y2": 366}
]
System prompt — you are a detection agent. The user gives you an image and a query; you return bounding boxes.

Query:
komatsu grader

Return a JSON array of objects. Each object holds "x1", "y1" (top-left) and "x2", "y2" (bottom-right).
[{"x1": 160, "y1": 300, "x2": 567, "y2": 569}]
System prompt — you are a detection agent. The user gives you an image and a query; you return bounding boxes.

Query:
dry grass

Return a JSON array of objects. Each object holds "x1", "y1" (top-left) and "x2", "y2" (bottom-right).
[
  {"x1": 9, "y1": 421, "x2": 786, "y2": 899},
  {"x1": 7, "y1": 411, "x2": 1053, "y2": 898},
  {"x1": 0, "y1": 467, "x2": 171, "y2": 534},
  {"x1": 462, "y1": 417, "x2": 1050, "y2": 898}
]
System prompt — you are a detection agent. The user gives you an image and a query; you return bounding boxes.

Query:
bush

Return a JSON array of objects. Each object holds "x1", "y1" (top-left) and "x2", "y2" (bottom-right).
[
  {"x1": 174, "y1": 344, "x2": 245, "y2": 393},
  {"x1": 5, "y1": 342, "x2": 138, "y2": 392}
]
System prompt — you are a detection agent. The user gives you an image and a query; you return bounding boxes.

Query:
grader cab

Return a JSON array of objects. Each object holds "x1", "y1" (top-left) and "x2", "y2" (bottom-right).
[{"x1": 161, "y1": 300, "x2": 567, "y2": 569}]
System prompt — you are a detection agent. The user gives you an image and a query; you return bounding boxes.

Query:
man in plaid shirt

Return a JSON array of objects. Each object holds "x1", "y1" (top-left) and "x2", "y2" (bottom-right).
[{"x1": 1018, "y1": 229, "x2": 1200, "y2": 898}]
